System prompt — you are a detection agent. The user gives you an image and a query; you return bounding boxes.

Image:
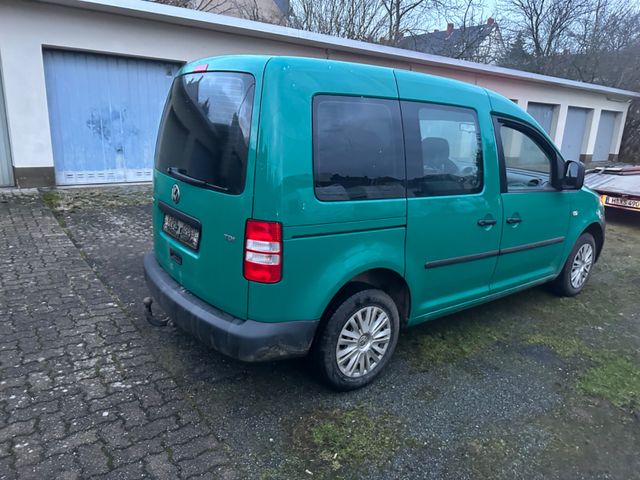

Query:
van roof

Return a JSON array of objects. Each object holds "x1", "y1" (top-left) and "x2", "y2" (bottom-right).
[{"x1": 181, "y1": 54, "x2": 489, "y2": 95}]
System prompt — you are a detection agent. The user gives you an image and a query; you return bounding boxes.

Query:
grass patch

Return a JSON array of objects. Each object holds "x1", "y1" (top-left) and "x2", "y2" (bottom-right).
[
  {"x1": 578, "y1": 356, "x2": 640, "y2": 408},
  {"x1": 41, "y1": 190, "x2": 62, "y2": 210},
  {"x1": 405, "y1": 317, "x2": 506, "y2": 369},
  {"x1": 524, "y1": 333, "x2": 593, "y2": 359},
  {"x1": 525, "y1": 333, "x2": 640, "y2": 408},
  {"x1": 269, "y1": 406, "x2": 404, "y2": 479}
]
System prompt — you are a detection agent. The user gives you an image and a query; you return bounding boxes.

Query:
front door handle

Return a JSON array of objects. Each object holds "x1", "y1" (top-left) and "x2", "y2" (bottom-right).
[
  {"x1": 506, "y1": 217, "x2": 522, "y2": 224},
  {"x1": 477, "y1": 219, "x2": 497, "y2": 227}
]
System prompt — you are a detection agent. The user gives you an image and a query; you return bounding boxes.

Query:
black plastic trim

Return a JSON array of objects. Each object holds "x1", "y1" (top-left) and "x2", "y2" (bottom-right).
[
  {"x1": 425, "y1": 249, "x2": 499, "y2": 268},
  {"x1": 499, "y1": 236, "x2": 565, "y2": 255},
  {"x1": 425, "y1": 236, "x2": 566, "y2": 269},
  {"x1": 144, "y1": 253, "x2": 318, "y2": 362}
]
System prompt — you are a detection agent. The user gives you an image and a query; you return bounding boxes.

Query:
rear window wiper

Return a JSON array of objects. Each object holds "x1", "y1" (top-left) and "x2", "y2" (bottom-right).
[{"x1": 166, "y1": 167, "x2": 229, "y2": 192}]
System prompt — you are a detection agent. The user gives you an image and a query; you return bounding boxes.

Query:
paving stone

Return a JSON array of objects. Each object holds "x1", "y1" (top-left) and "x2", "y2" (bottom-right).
[{"x1": 0, "y1": 193, "x2": 235, "y2": 478}]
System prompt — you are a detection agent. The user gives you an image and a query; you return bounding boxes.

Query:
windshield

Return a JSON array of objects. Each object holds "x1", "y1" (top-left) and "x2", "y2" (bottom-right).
[{"x1": 155, "y1": 71, "x2": 255, "y2": 194}]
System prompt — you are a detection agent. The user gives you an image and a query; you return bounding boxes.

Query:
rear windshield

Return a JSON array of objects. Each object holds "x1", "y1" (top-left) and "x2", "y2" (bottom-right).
[{"x1": 155, "y1": 72, "x2": 255, "y2": 194}]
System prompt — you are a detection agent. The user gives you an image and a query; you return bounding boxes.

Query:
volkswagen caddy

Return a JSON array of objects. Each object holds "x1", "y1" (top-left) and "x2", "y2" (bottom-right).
[{"x1": 144, "y1": 55, "x2": 605, "y2": 390}]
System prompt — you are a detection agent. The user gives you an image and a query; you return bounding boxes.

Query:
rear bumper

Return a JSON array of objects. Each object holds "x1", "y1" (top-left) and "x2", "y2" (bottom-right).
[{"x1": 143, "y1": 253, "x2": 319, "y2": 362}]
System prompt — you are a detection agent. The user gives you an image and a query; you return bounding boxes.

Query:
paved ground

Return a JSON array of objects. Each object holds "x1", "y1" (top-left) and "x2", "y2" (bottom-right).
[
  {"x1": 2, "y1": 186, "x2": 640, "y2": 479},
  {"x1": 0, "y1": 193, "x2": 237, "y2": 479}
]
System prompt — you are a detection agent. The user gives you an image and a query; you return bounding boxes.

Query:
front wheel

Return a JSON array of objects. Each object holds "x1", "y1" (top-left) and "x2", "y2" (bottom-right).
[
  {"x1": 313, "y1": 289, "x2": 399, "y2": 391},
  {"x1": 551, "y1": 233, "x2": 596, "y2": 296}
]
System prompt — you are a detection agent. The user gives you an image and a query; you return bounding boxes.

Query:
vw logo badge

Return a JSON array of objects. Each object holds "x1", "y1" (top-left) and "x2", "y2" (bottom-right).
[{"x1": 171, "y1": 184, "x2": 180, "y2": 204}]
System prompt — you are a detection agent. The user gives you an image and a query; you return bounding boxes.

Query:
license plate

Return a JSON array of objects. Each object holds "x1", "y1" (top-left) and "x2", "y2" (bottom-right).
[
  {"x1": 163, "y1": 213, "x2": 201, "y2": 250},
  {"x1": 604, "y1": 195, "x2": 640, "y2": 211}
]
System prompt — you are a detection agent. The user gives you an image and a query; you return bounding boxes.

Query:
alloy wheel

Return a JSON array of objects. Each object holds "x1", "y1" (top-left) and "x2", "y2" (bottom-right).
[
  {"x1": 570, "y1": 243, "x2": 594, "y2": 289},
  {"x1": 335, "y1": 306, "x2": 392, "y2": 378}
]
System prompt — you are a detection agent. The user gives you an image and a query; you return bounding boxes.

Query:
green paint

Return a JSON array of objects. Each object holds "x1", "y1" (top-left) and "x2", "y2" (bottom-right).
[{"x1": 152, "y1": 55, "x2": 604, "y2": 351}]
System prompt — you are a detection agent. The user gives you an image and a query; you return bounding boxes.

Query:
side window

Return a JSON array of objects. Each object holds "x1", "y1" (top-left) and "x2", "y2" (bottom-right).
[
  {"x1": 313, "y1": 95, "x2": 405, "y2": 201},
  {"x1": 402, "y1": 101, "x2": 483, "y2": 197},
  {"x1": 499, "y1": 124, "x2": 553, "y2": 191}
]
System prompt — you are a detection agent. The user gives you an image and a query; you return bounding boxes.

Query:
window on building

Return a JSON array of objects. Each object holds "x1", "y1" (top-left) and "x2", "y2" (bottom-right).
[{"x1": 313, "y1": 95, "x2": 405, "y2": 201}]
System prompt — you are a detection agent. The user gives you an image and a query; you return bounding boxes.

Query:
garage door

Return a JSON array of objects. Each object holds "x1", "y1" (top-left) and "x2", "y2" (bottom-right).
[
  {"x1": 561, "y1": 107, "x2": 589, "y2": 162},
  {"x1": 0, "y1": 64, "x2": 13, "y2": 187},
  {"x1": 527, "y1": 102, "x2": 555, "y2": 135},
  {"x1": 43, "y1": 50, "x2": 181, "y2": 185},
  {"x1": 592, "y1": 111, "x2": 618, "y2": 162}
]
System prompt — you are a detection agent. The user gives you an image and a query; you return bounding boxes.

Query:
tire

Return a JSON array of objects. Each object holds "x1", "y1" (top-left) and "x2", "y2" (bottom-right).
[
  {"x1": 312, "y1": 289, "x2": 400, "y2": 391},
  {"x1": 550, "y1": 233, "x2": 596, "y2": 297}
]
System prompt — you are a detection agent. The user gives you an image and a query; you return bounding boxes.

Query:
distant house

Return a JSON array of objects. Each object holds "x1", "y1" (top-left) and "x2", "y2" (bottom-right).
[{"x1": 399, "y1": 18, "x2": 503, "y2": 63}]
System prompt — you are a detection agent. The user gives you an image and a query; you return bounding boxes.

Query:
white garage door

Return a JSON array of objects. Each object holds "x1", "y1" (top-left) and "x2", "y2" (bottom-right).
[{"x1": 43, "y1": 49, "x2": 181, "y2": 185}]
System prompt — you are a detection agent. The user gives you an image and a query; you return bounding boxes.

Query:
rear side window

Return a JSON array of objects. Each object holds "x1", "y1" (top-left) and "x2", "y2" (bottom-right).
[
  {"x1": 155, "y1": 72, "x2": 255, "y2": 194},
  {"x1": 402, "y1": 102, "x2": 483, "y2": 197},
  {"x1": 313, "y1": 95, "x2": 405, "y2": 201}
]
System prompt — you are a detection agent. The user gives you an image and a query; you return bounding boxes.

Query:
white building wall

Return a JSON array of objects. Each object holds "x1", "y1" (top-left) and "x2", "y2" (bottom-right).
[{"x1": 0, "y1": 0, "x2": 635, "y2": 186}]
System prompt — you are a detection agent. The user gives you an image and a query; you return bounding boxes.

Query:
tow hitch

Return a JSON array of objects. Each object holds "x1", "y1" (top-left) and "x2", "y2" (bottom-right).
[{"x1": 143, "y1": 297, "x2": 169, "y2": 327}]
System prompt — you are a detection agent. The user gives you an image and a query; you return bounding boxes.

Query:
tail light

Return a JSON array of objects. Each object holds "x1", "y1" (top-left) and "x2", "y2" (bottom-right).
[{"x1": 243, "y1": 219, "x2": 282, "y2": 283}]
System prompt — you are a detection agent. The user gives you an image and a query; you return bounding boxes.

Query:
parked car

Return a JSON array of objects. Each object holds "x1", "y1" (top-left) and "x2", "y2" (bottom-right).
[
  {"x1": 585, "y1": 165, "x2": 640, "y2": 213},
  {"x1": 144, "y1": 55, "x2": 605, "y2": 390}
]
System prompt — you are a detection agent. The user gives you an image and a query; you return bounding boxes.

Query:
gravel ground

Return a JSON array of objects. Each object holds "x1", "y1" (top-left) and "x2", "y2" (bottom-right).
[{"x1": 39, "y1": 186, "x2": 640, "y2": 479}]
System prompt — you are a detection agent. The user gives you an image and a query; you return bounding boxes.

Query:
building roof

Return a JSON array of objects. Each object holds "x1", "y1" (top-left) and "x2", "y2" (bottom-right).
[
  {"x1": 38, "y1": 0, "x2": 640, "y2": 99},
  {"x1": 399, "y1": 22, "x2": 497, "y2": 57}
]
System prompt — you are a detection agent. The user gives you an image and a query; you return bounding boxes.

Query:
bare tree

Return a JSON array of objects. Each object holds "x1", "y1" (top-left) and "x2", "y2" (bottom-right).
[
  {"x1": 151, "y1": 0, "x2": 231, "y2": 14},
  {"x1": 569, "y1": 0, "x2": 640, "y2": 85},
  {"x1": 499, "y1": 0, "x2": 592, "y2": 72},
  {"x1": 236, "y1": 0, "x2": 289, "y2": 24},
  {"x1": 498, "y1": 0, "x2": 640, "y2": 163},
  {"x1": 288, "y1": 0, "x2": 389, "y2": 42},
  {"x1": 380, "y1": 0, "x2": 433, "y2": 44},
  {"x1": 288, "y1": 0, "x2": 444, "y2": 44}
]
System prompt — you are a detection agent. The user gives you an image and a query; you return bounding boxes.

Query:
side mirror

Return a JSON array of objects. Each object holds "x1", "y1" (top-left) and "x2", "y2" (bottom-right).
[{"x1": 563, "y1": 160, "x2": 585, "y2": 190}]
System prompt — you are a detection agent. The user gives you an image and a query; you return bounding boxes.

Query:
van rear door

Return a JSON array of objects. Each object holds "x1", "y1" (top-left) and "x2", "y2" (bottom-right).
[{"x1": 152, "y1": 68, "x2": 259, "y2": 319}]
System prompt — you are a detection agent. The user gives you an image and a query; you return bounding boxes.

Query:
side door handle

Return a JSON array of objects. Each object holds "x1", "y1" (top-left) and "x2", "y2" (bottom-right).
[
  {"x1": 506, "y1": 217, "x2": 522, "y2": 224},
  {"x1": 477, "y1": 219, "x2": 497, "y2": 227}
]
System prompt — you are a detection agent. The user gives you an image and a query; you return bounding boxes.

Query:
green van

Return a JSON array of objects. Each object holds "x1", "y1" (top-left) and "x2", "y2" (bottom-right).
[{"x1": 144, "y1": 55, "x2": 605, "y2": 390}]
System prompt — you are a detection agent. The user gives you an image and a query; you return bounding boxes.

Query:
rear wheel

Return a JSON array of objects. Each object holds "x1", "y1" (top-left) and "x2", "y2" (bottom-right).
[
  {"x1": 551, "y1": 233, "x2": 596, "y2": 296},
  {"x1": 313, "y1": 289, "x2": 399, "y2": 391}
]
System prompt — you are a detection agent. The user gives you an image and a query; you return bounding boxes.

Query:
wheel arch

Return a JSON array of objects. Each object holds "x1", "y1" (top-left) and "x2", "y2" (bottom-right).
[
  {"x1": 320, "y1": 268, "x2": 411, "y2": 326},
  {"x1": 583, "y1": 222, "x2": 604, "y2": 261}
]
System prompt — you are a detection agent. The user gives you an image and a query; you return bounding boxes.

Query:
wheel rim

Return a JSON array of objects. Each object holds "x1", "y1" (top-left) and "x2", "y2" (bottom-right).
[
  {"x1": 336, "y1": 306, "x2": 391, "y2": 378},
  {"x1": 570, "y1": 243, "x2": 594, "y2": 289}
]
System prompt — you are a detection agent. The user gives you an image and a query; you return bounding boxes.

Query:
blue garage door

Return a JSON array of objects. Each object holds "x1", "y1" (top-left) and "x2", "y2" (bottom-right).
[
  {"x1": 44, "y1": 50, "x2": 181, "y2": 185},
  {"x1": 0, "y1": 63, "x2": 13, "y2": 187},
  {"x1": 527, "y1": 102, "x2": 555, "y2": 135},
  {"x1": 561, "y1": 107, "x2": 589, "y2": 162},
  {"x1": 592, "y1": 111, "x2": 618, "y2": 162}
]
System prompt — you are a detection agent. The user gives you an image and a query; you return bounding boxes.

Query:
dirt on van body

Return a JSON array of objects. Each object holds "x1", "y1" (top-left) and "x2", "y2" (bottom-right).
[{"x1": 27, "y1": 186, "x2": 640, "y2": 478}]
